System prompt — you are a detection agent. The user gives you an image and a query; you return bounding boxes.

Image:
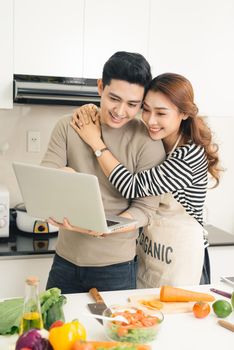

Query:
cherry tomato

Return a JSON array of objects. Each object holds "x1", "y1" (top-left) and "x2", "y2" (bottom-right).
[
  {"x1": 117, "y1": 326, "x2": 128, "y2": 337},
  {"x1": 193, "y1": 302, "x2": 211, "y2": 318}
]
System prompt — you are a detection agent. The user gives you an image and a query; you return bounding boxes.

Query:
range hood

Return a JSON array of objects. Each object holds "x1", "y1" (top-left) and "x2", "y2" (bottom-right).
[{"x1": 13, "y1": 74, "x2": 100, "y2": 106}]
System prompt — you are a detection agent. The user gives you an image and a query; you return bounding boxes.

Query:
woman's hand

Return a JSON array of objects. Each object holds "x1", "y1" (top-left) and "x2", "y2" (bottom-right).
[
  {"x1": 70, "y1": 104, "x2": 104, "y2": 150},
  {"x1": 48, "y1": 217, "x2": 105, "y2": 238}
]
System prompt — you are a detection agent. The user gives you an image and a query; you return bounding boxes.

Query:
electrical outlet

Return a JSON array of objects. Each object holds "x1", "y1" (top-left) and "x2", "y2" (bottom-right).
[{"x1": 27, "y1": 131, "x2": 41, "y2": 152}]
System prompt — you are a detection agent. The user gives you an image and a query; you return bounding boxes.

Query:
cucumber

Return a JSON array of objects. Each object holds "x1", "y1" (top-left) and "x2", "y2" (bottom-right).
[{"x1": 44, "y1": 295, "x2": 66, "y2": 329}]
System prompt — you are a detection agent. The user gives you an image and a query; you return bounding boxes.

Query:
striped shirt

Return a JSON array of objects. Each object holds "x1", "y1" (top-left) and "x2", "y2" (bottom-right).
[{"x1": 109, "y1": 142, "x2": 208, "y2": 227}]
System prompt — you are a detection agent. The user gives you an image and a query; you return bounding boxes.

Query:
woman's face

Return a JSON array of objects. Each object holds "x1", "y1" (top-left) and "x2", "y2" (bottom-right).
[{"x1": 142, "y1": 90, "x2": 186, "y2": 149}]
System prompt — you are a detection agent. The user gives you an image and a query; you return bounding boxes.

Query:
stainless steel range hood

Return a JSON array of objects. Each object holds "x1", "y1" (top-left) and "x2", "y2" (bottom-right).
[{"x1": 13, "y1": 74, "x2": 100, "y2": 106}]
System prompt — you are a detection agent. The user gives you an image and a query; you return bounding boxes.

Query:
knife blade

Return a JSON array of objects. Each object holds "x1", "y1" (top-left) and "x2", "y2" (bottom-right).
[{"x1": 87, "y1": 288, "x2": 108, "y2": 324}]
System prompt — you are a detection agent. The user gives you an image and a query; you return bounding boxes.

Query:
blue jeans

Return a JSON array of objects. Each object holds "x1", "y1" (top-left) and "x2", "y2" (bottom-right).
[
  {"x1": 46, "y1": 253, "x2": 138, "y2": 293},
  {"x1": 200, "y1": 247, "x2": 211, "y2": 285}
]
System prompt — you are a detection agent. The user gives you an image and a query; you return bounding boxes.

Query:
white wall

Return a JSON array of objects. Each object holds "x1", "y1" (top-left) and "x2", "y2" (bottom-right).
[
  {"x1": 0, "y1": 105, "x2": 233, "y2": 234},
  {"x1": 149, "y1": 0, "x2": 234, "y2": 117},
  {"x1": 204, "y1": 117, "x2": 234, "y2": 234},
  {"x1": 0, "y1": 104, "x2": 74, "y2": 206},
  {"x1": 0, "y1": 0, "x2": 233, "y2": 235}
]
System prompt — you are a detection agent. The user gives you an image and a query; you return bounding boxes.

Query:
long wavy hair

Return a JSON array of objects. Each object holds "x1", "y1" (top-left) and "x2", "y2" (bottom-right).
[{"x1": 147, "y1": 73, "x2": 221, "y2": 187}]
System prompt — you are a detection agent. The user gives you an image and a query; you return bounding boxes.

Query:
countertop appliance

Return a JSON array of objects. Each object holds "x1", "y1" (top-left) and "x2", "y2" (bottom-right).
[
  {"x1": 11, "y1": 205, "x2": 58, "y2": 252},
  {"x1": 0, "y1": 185, "x2": 9, "y2": 238},
  {"x1": 14, "y1": 204, "x2": 58, "y2": 234},
  {"x1": 13, "y1": 74, "x2": 100, "y2": 106}
]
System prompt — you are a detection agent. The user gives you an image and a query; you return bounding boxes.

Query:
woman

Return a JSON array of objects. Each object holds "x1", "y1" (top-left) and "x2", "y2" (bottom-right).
[{"x1": 71, "y1": 73, "x2": 221, "y2": 287}]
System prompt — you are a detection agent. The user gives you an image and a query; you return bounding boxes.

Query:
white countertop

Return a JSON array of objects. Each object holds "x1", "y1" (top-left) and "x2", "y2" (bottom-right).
[{"x1": 1, "y1": 283, "x2": 234, "y2": 350}]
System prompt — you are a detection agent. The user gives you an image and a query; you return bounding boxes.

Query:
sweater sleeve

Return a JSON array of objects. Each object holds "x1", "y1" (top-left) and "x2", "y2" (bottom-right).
[
  {"x1": 41, "y1": 117, "x2": 69, "y2": 168},
  {"x1": 109, "y1": 148, "x2": 194, "y2": 199},
  {"x1": 121, "y1": 130, "x2": 166, "y2": 227}
]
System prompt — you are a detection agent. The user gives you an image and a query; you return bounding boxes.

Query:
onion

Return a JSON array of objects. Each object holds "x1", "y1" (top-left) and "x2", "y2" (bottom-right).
[{"x1": 15, "y1": 329, "x2": 52, "y2": 350}]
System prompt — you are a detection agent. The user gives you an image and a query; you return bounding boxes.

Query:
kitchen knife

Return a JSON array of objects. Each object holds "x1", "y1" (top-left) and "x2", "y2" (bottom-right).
[
  {"x1": 87, "y1": 288, "x2": 108, "y2": 324},
  {"x1": 218, "y1": 320, "x2": 234, "y2": 332},
  {"x1": 210, "y1": 288, "x2": 232, "y2": 299}
]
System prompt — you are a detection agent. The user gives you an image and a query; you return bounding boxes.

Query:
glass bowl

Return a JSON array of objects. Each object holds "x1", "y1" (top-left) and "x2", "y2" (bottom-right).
[{"x1": 102, "y1": 305, "x2": 164, "y2": 344}]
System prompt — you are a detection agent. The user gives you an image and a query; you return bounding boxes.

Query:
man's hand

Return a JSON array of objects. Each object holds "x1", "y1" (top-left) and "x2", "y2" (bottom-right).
[
  {"x1": 70, "y1": 104, "x2": 104, "y2": 150},
  {"x1": 60, "y1": 167, "x2": 76, "y2": 173},
  {"x1": 47, "y1": 217, "x2": 105, "y2": 238}
]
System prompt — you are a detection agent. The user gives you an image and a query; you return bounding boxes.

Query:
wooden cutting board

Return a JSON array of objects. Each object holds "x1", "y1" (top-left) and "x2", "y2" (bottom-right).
[{"x1": 128, "y1": 294, "x2": 194, "y2": 314}]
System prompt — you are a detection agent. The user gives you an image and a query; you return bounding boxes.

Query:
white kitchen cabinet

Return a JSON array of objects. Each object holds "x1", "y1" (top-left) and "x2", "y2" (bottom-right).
[
  {"x1": 208, "y1": 245, "x2": 234, "y2": 284},
  {"x1": 14, "y1": 0, "x2": 84, "y2": 77},
  {"x1": 14, "y1": 0, "x2": 150, "y2": 79},
  {"x1": 83, "y1": 0, "x2": 150, "y2": 78},
  {"x1": 148, "y1": 0, "x2": 234, "y2": 117},
  {"x1": 0, "y1": 255, "x2": 53, "y2": 298},
  {"x1": 0, "y1": 0, "x2": 13, "y2": 109}
]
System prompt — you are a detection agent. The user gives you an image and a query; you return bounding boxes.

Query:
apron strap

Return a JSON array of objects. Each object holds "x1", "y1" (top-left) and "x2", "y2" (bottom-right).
[{"x1": 168, "y1": 134, "x2": 182, "y2": 158}]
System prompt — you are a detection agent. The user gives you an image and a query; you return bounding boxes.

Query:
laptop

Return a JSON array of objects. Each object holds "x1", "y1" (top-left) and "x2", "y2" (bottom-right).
[{"x1": 12, "y1": 162, "x2": 137, "y2": 234}]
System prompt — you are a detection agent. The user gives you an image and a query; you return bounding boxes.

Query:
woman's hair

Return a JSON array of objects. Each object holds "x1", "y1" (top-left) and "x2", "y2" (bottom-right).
[{"x1": 148, "y1": 73, "x2": 221, "y2": 187}]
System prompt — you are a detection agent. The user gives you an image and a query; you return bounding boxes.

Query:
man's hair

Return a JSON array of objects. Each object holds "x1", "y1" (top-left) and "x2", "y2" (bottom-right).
[{"x1": 102, "y1": 51, "x2": 152, "y2": 90}]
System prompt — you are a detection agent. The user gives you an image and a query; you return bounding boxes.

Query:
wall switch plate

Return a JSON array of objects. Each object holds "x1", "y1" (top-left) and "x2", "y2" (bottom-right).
[{"x1": 27, "y1": 131, "x2": 41, "y2": 152}]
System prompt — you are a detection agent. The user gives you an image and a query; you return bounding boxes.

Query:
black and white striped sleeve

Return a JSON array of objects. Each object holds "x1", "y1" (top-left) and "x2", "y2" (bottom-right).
[{"x1": 109, "y1": 155, "x2": 193, "y2": 199}]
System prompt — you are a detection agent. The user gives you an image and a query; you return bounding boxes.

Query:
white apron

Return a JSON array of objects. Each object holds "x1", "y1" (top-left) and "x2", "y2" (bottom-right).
[
  {"x1": 137, "y1": 135, "x2": 205, "y2": 288},
  {"x1": 137, "y1": 193, "x2": 205, "y2": 288}
]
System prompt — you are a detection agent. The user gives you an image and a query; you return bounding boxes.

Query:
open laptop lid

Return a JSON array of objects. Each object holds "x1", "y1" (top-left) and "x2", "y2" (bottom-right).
[{"x1": 12, "y1": 162, "x2": 136, "y2": 233}]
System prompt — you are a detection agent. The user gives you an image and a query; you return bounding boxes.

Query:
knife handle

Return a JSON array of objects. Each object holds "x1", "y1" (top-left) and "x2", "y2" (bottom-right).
[
  {"x1": 210, "y1": 288, "x2": 232, "y2": 299},
  {"x1": 218, "y1": 320, "x2": 234, "y2": 332},
  {"x1": 89, "y1": 288, "x2": 105, "y2": 303}
]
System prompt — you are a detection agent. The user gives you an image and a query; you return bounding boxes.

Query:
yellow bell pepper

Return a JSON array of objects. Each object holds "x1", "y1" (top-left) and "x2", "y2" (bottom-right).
[{"x1": 49, "y1": 320, "x2": 86, "y2": 350}]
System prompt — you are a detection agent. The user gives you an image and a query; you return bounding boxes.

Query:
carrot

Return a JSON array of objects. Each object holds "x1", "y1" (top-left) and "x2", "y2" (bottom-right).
[
  {"x1": 160, "y1": 285, "x2": 215, "y2": 302},
  {"x1": 72, "y1": 340, "x2": 151, "y2": 350}
]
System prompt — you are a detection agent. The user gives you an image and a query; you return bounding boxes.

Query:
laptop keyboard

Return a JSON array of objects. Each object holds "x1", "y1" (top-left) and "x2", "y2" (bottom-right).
[{"x1": 106, "y1": 219, "x2": 119, "y2": 227}]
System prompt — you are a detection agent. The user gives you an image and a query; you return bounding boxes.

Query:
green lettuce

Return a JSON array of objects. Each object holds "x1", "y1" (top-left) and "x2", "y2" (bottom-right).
[
  {"x1": 0, "y1": 298, "x2": 24, "y2": 335},
  {"x1": 0, "y1": 288, "x2": 66, "y2": 335}
]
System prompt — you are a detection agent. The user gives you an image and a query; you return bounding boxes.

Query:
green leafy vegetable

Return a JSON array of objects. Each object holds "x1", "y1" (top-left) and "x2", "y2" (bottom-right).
[
  {"x1": 0, "y1": 288, "x2": 66, "y2": 335},
  {"x1": 40, "y1": 288, "x2": 66, "y2": 329},
  {"x1": 40, "y1": 288, "x2": 62, "y2": 312},
  {"x1": 0, "y1": 298, "x2": 24, "y2": 335},
  {"x1": 107, "y1": 323, "x2": 157, "y2": 343},
  {"x1": 43, "y1": 294, "x2": 66, "y2": 329}
]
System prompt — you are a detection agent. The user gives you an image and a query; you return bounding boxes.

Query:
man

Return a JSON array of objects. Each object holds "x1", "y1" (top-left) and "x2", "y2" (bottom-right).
[{"x1": 41, "y1": 51, "x2": 165, "y2": 293}]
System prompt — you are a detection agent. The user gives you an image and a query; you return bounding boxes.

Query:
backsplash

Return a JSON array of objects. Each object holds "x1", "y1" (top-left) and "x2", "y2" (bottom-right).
[
  {"x1": 0, "y1": 104, "x2": 74, "y2": 206},
  {"x1": 0, "y1": 104, "x2": 233, "y2": 234}
]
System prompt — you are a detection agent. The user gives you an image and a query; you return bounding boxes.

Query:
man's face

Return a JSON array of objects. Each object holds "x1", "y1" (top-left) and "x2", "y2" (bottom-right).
[{"x1": 98, "y1": 79, "x2": 144, "y2": 128}]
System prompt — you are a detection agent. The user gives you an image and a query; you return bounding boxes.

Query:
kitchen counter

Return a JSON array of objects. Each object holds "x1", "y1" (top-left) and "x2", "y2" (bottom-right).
[
  {"x1": 0, "y1": 223, "x2": 233, "y2": 259},
  {"x1": 0, "y1": 220, "x2": 57, "y2": 259},
  {"x1": 205, "y1": 224, "x2": 234, "y2": 246},
  {"x1": 1, "y1": 283, "x2": 234, "y2": 350}
]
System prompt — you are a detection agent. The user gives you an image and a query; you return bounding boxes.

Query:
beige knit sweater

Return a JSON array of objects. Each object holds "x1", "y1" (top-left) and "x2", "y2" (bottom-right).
[{"x1": 41, "y1": 115, "x2": 165, "y2": 266}]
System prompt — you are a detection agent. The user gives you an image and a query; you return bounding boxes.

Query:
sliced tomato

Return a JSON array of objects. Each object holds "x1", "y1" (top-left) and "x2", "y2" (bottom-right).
[
  {"x1": 117, "y1": 326, "x2": 129, "y2": 337},
  {"x1": 112, "y1": 309, "x2": 159, "y2": 329}
]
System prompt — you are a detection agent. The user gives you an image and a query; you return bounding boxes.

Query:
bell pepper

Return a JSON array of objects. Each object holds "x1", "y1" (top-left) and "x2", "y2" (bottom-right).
[{"x1": 49, "y1": 320, "x2": 86, "y2": 350}]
